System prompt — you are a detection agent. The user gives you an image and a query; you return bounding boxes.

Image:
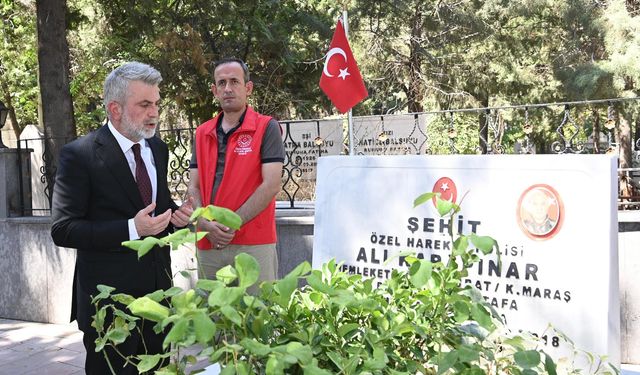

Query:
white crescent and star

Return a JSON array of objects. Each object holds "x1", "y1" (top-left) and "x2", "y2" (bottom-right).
[{"x1": 323, "y1": 47, "x2": 350, "y2": 80}]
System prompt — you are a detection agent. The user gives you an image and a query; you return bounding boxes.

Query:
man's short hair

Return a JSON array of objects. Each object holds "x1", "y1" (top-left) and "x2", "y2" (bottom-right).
[
  {"x1": 103, "y1": 62, "x2": 162, "y2": 117},
  {"x1": 214, "y1": 57, "x2": 250, "y2": 83}
]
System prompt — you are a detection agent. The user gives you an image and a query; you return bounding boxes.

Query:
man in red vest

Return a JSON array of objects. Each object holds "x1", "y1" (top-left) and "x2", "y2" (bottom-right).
[{"x1": 188, "y1": 57, "x2": 284, "y2": 286}]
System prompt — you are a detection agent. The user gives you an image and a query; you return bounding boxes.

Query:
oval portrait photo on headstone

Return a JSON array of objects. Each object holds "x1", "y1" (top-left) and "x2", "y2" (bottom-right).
[{"x1": 517, "y1": 184, "x2": 564, "y2": 240}]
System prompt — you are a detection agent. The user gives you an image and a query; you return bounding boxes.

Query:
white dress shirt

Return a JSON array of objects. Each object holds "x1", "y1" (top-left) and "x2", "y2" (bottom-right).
[{"x1": 107, "y1": 122, "x2": 158, "y2": 240}]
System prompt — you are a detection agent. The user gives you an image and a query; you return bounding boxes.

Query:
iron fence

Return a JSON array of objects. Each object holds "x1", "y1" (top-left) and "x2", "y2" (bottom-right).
[{"x1": 14, "y1": 97, "x2": 640, "y2": 216}]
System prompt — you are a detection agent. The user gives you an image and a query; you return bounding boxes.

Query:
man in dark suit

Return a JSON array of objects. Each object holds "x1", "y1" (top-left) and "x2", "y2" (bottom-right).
[{"x1": 51, "y1": 61, "x2": 192, "y2": 374}]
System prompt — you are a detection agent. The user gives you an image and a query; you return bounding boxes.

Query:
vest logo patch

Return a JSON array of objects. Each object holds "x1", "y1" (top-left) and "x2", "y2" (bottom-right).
[{"x1": 235, "y1": 134, "x2": 253, "y2": 155}]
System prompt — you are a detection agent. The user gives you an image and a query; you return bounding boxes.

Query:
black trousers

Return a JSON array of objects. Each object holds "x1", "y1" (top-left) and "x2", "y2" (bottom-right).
[{"x1": 82, "y1": 319, "x2": 166, "y2": 375}]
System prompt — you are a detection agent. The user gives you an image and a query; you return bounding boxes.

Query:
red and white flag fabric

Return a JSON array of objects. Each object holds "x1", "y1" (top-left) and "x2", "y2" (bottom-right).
[{"x1": 319, "y1": 19, "x2": 368, "y2": 113}]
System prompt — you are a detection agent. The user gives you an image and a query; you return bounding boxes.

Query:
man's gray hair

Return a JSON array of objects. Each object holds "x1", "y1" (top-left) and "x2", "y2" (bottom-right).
[{"x1": 103, "y1": 62, "x2": 162, "y2": 118}]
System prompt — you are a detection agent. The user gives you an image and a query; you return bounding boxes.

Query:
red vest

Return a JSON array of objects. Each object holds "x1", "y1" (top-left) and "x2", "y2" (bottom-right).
[{"x1": 195, "y1": 106, "x2": 277, "y2": 249}]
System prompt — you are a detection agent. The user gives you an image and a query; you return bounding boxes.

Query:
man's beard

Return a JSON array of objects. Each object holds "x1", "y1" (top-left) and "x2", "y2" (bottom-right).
[{"x1": 122, "y1": 111, "x2": 156, "y2": 141}]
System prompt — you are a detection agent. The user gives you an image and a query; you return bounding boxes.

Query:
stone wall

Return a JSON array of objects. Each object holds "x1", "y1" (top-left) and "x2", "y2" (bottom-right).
[
  {"x1": 0, "y1": 210, "x2": 315, "y2": 324},
  {"x1": 0, "y1": 217, "x2": 73, "y2": 323}
]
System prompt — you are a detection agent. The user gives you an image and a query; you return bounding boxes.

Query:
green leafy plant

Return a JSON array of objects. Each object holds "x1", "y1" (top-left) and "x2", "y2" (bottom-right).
[{"x1": 91, "y1": 200, "x2": 614, "y2": 374}]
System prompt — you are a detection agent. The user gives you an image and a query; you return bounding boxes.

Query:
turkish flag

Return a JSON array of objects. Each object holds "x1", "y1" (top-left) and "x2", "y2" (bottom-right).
[{"x1": 319, "y1": 20, "x2": 368, "y2": 113}]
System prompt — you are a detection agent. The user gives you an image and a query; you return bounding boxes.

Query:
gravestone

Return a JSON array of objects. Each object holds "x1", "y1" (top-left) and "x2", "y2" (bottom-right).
[
  {"x1": 353, "y1": 113, "x2": 431, "y2": 155},
  {"x1": 313, "y1": 154, "x2": 620, "y2": 369},
  {"x1": 0, "y1": 148, "x2": 32, "y2": 217},
  {"x1": 281, "y1": 119, "x2": 343, "y2": 180},
  {"x1": 19, "y1": 125, "x2": 48, "y2": 215}
]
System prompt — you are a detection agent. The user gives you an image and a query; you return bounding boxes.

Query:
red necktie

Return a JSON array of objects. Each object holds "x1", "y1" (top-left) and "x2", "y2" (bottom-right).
[{"x1": 132, "y1": 143, "x2": 152, "y2": 206}]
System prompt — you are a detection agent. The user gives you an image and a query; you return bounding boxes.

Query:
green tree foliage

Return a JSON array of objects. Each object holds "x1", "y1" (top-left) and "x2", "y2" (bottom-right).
[
  {"x1": 92, "y1": 0, "x2": 336, "y2": 123},
  {"x1": 66, "y1": 1, "x2": 112, "y2": 134},
  {"x1": 4, "y1": 0, "x2": 640, "y2": 148},
  {"x1": 0, "y1": 0, "x2": 38, "y2": 139}
]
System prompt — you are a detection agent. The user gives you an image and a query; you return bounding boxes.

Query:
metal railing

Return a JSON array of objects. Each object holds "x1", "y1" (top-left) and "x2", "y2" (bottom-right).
[{"x1": 14, "y1": 97, "x2": 640, "y2": 215}]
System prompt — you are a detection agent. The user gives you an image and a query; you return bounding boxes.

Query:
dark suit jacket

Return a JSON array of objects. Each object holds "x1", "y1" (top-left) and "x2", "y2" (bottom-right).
[{"x1": 51, "y1": 125, "x2": 178, "y2": 331}]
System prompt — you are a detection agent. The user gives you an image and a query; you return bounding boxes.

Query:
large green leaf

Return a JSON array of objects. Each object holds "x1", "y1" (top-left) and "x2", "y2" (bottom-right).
[
  {"x1": 235, "y1": 253, "x2": 260, "y2": 289},
  {"x1": 122, "y1": 236, "x2": 166, "y2": 259},
  {"x1": 409, "y1": 259, "x2": 432, "y2": 288},
  {"x1": 461, "y1": 367, "x2": 485, "y2": 375},
  {"x1": 196, "y1": 279, "x2": 224, "y2": 292},
  {"x1": 285, "y1": 261, "x2": 312, "y2": 278},
  {"x1": 457, "y1": 345, "x2": 479, "y2": 363},
  {"x1": 544, "y1": 353, "x2": 558, "y2": 375},
  {"x1": 220, "y1": 305, "x2": 243, "y2": 326},
  {"x1": 92, "y1": 307, "x2": 106, "y2": 331},
  {"x1": 111, "y1": 293, "x2": 135, "y2": 306},
  {"x1": 453, "y1": 300, "x2": 470, "y2": 322},
  {"x1": 113, "y1": 309, "x2": 139, "y2": 324},
  {"x1": 266, "y1": 355, "x2": 285, "y2": 375},
  {"x1": 193, "y1": 311, "x2": 216, "y2": 344},
  {"x1": 235, "y1": 361, "x2": 251, "y2": 375},
  {"x1": 154, "y1": 364, "x2": 179, "y2": 375},
  {"x1": 436, "y1": 350, "x2": 459, "y2": 375},
  {"x1": 337, "y1": 323, "x2": 360, "y2": 337},
  {"x1": 240, "y1": 338, "x2": 272, "y2": 356},
  {"x1": 363, "y1": 346, "x2": 388, "y2": 370},
  {"x1": 165, "y1": 286, "x2": 186, "y2": 299},
  {"x1": 436, "y1": 196, "x2": 460, "y2": 216},
  {"x1": 503, "y1": 336, "x2": 527, "y2": 350},
  {"x1": 160, "y1": 228, "x2": 192, "y2": 249},
  {"x1": 306, "y1": 272, "x2": 336, "y2": 295},
  {"x1": 302, "y1": 362, "x2": 333, "y2": 375},
  {"x1": 197, "y1": 205, "x2": 243, "y2": 230},
  {"x1": 469, "y1": 233, "x2": 498, "y2": 255},
  {"x1": 127, "y1": 296, "x2": 170, "y2": 322},
  {"x1": 136, "y1": 354, "x2": 162, "y2": 373},
  {"x1": 274, "y1": 275, "x2": 297, "y2": 307},
  {"x1": 209, "y1": 286, "x2": 244, "y2": 307},
  {"x1": 216, "y1": 265, "x2": 238, "y2": 285},
  {"x1": 92, "y1": 284, "x2": 115, "y2": 302},
  {"x1": 285, "y1": 342, "x2": 313, "y2": 365},
  {"x1": 104, "y1": 327, "x2": 129, "y2": 345},
  {"x1": 453, "y1": 235, "x2": 469, "y2": 256},
  {"x1": 327, "y1": 351, "x2": 345, "y2": 370},
  {"x1": 470, "y1": 304, "x2": 494, "y2": 331},
  {"x1": 220, "y1": 364, "x2": 236, "y2": 375},
  {"x1": 163, "y1": 318, "x2": 189, "y2": 347},
  {"x1": 146, "y1": 289, "x2": 165, "y2": 302},
  {"x1": 413, "y1": 192, "x2": 438, "y2": 208},
  {"x1": 514, "y1": 350, "x2": 541, "y2": 369},
  {"x1": 243, "y1": 295, "x2": 267, "y2": 310}
]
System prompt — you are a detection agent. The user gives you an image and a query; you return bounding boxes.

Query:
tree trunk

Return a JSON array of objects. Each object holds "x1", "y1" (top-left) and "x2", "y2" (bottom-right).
[
  {"x1": 634, "y1": 117, "x2": 640, "y2": 154},
  {"x1": 0, "y1": 76, "x2": 22, "y2": 143},
  {"x1": 406, "y1": 3, "x2": 424, "y2": 113},
  {"x1": 36, "y1": 0, "x2": 76, "y2": 205},
  {"x1": 619, "y1": 112, "x2": 632, "y2": 169},
  {"x1": 478, "y1": 97, "x2": 489, "y2": 154},
  {"x1": 592, "y1": 108, "x2": 601, "y2": 154}
]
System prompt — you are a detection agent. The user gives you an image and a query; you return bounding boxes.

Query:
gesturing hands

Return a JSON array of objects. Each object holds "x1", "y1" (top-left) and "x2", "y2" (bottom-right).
[
  {"x1": 171, "y1": 196, "x2": 194, "y2": 228},
  {"x1": 134, "y1": 203, "x2": 172, "y2": 237},
  {"x1": 198, "y1": 218, "x2": 235, "y2": 249}
]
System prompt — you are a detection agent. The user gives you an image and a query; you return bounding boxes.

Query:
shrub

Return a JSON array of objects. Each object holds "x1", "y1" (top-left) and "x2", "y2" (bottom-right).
[{"x1": 92, "y1": 196, "x2": 581, "y2": 374}]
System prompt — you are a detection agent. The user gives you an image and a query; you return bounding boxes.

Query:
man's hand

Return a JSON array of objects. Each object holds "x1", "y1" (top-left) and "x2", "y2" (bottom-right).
[
  {"x1": 171, "y1": 196, "x2": 194, "y2": 228},
  {"x1": 198, "y1": 218, "x2": 235, "y2": 249},
  {"x1": 135, "y1": 203, "x2": 172, "y2": 237}
]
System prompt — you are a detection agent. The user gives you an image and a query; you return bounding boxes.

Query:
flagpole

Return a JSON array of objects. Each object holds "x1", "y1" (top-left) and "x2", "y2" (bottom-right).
[{"x1": 343, "y1": 10, "x2": 355, "y2": 156}]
